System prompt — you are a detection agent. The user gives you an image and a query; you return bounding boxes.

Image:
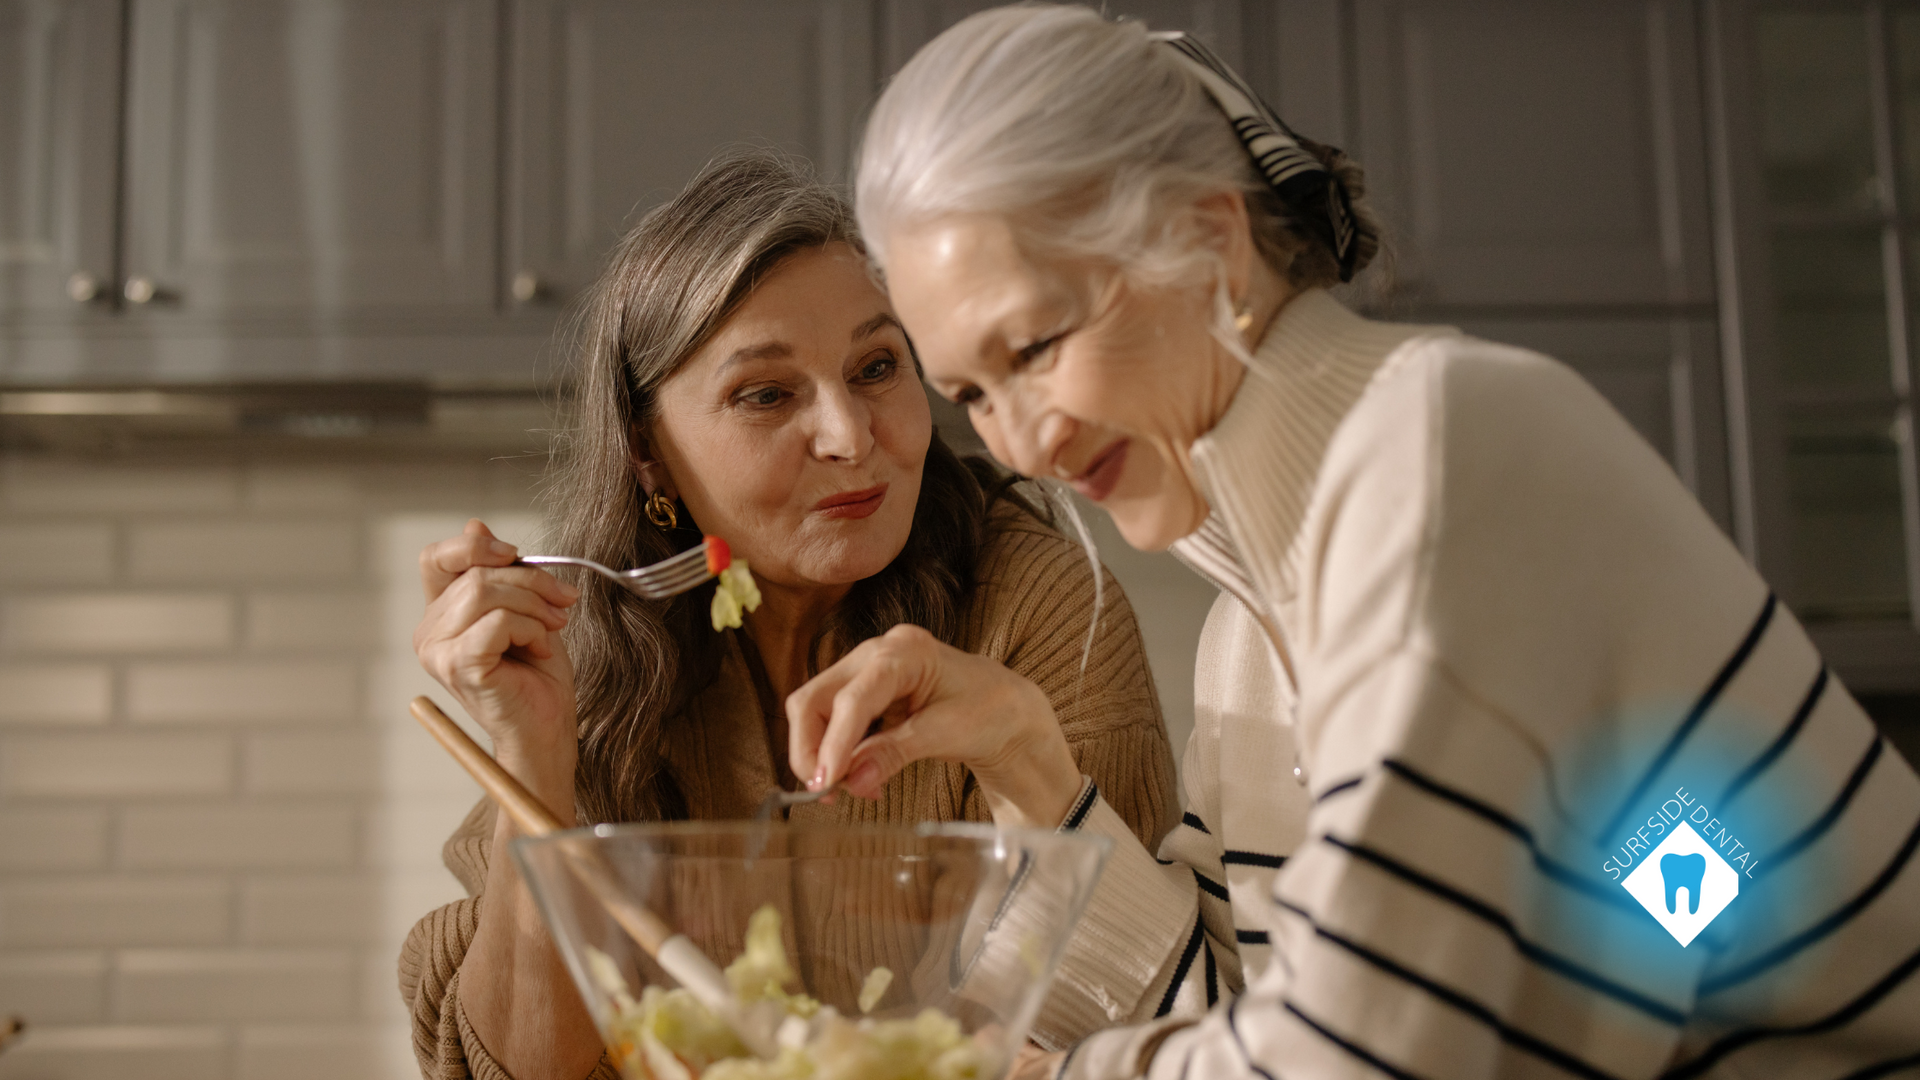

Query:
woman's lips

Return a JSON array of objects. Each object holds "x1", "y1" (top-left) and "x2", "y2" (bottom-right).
[
  {"x1": 814, "y1": 483, "x2": 888, "y2": 519},
  {"x1": 1068, "y1": 440, "x2": 1129, "y2": 502}
]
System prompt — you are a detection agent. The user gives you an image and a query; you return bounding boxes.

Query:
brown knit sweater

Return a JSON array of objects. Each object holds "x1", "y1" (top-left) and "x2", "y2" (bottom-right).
[{"x1": 397, "y1": 512, "x2": 1179, "y2": 1080}]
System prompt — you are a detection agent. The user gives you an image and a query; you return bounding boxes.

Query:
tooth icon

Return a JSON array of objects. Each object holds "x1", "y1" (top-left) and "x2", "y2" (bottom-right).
[
  {"x1": 1622, "y1": 822, "x2": 1737, "y2": 946},
  {"x1": 1661, "y1": 852, "x2": 1706, "y2": 915}
]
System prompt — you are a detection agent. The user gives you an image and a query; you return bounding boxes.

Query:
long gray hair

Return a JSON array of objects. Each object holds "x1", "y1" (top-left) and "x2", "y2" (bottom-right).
[{"x1": 543, "y1": 150, "x2": 1021, "y2": 824}]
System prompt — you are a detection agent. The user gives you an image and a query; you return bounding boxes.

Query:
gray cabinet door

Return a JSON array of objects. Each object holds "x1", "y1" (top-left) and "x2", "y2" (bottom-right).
[
  {"x1": 1352, "y1": 0, "x2": 1716, "y2": 311},
  {"x1": 0, "y1": 0, "x2": 122, "y2": 317},
  {"x1": 505, "y1": 0, "x2": 876, "y2": 305},
  {"x1": 882, "y1": 0, "x2": 1265, "y2": 88},
  {"x1": 120, "y1": 0, "x2": 497, "y2": 316}
]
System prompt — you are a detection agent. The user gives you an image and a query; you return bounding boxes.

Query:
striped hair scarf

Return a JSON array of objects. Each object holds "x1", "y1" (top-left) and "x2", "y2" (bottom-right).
[{"x1": 1154, "y1": 32, "x2": 1365, "y2": 282}]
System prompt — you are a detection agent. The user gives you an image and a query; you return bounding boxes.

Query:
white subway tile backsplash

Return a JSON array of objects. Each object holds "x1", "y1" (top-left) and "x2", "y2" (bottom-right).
[
  {"x1": 1, "y1": 460, "x2": 240, "y2": 514},
  {"x1": 246, "y1": 592, "x2": 378, "y2": 652},
  {"x1": 0, "y1": 807, "x2": 110, "y2": 870},
  {"x1": 114, "y1": 948, "x2": 355, "y2": 1022},
  {"x1": 0, "y1": 523, "x2": 115, "y2": 585},
  {"x1": 236, "y1": 1023, "x2": 404, "y2": 1080},
  {"x1": 0, "y1": 952, "x2": 109, "y2": 1024},
  {"x1": 128, "y1": 521, "x2": 360, "y2": 585},
  {"x1": 363, "y1": 797, "x2": 480, "y2": 870},
  {"x1": 127, "y1": 661, "x2": 358, "y2": 724},
  {"x1": 2, "y1": 593, "x2": 234, "y2": 654},
  {"x1": 240, "y1": 875, "x2": 379, "y2": 945},
  {"x1": 0, "y1": 877, "x2": 231, "y2": 947},
  {"x1": 0, "y1": 1025, "x2": 226, "y2": 1080},
  {"x1": 0, "y1": 450, "x2": 546, "y2": 1069},
  {"x1": 242, "y1": 731, "x2": 378, "y2": 794},
  {"x1": 119, "y1": 803, "x2": 356, "y2": 869},
  {"x1": 1, "y1": 732, "x2": 232, "y2": 797},
  {"x1": 245, "y1": 467, "x2": 361, "y2": 513},
  {"x1": 0, "y1": 663, "x2": 112, "y2": 724}
]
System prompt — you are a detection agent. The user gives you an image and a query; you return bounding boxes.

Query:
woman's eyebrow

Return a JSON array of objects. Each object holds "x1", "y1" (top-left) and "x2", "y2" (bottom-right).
[
  {"x1": 720, "y1": 342, "x2": 791, "y2": 372},
  {"x1": 850, "y1": 312, "x2": 903, "y2": 342}
]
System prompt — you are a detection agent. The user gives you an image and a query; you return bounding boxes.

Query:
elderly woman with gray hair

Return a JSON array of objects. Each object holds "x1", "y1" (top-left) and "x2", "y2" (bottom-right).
[
  {"x1": 790, "y1": 6, "x2": 1920, "y2": 1079},
  {"x1": 399, "y1": 151, "x2": 1178, "y2": 1080}
]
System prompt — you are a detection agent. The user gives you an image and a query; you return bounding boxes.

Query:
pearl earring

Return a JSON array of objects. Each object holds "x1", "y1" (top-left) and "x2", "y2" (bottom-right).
[{"x1": 1233, "y1": 304, "x2": 1254, "y2": 334}]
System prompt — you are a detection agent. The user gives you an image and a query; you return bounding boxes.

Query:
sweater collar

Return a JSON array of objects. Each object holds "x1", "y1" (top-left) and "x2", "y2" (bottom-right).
[{"x1": 1173, "y1": 288, "x2": 1450, "y2": 609}]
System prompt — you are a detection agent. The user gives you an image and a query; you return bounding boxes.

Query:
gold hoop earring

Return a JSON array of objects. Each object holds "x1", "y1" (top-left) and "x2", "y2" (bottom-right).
[{"x1": 644, "y1": 492, "x2": 679, "y2": 530}]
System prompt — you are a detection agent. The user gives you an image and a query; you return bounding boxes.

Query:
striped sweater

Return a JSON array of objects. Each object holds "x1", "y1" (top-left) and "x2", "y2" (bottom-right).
[{"x1": 1047, "y1": 289, "x2": 1920, "y2": 1080}]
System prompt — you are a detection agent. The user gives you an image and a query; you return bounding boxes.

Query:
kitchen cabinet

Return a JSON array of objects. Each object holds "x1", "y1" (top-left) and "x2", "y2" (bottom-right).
[
  {"x1": 120, "y1": 0, "x2": 498, "y2": 316},
  {"x1": 1349, "y1": 0, "x2": 1717, "y2": 311},
  {"x1": 881, "y1": 0, "x2": 1270, "y2": 94},
  {"x1": 0, "y1": 0, "x2": 1912, "y2": 690},
  {"x1": 506, "y1": 0, "x2": 876, "y2": 305},
  {"x1": 1341, "y1": 0, "x2": 1734, "y2": 527},
  {"x1": 0, "y1": 0, "x2": 122, "y2": 317}
]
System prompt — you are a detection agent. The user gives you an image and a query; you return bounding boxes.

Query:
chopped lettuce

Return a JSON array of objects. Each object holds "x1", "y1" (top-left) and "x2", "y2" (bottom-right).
[
  {"x1": 596, "y1": 906, "x2": 992, "y2": 1080},
  {"x1": 857, "y1": 968, "x2": 893, "y2": 1015},
  {"x1": 710, "y1": 560, "x2": 763, "y2": 630},
  {"x1": 724, "y1": 904, "x2": 819, "y2": 1018}
]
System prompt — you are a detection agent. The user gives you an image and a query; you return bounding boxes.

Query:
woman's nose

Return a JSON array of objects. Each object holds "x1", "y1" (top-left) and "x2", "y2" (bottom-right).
[
  {"x1": 1031, "y1": 408, "x2": 1079, "y2": 478},
  {"x1": 811, "y1": 389, "x2": 874, "y2": 463}
]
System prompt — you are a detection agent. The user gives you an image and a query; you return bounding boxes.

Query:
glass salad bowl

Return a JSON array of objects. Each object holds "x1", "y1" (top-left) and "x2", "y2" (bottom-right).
[{"x1": 513, "y1": 821, "x2": 1112, "y2": 1080}]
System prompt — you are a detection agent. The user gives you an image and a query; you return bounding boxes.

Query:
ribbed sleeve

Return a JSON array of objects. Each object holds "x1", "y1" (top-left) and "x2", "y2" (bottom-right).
[{"x1": 962, "y1": 514, "x2": 1180, "y2": 852}]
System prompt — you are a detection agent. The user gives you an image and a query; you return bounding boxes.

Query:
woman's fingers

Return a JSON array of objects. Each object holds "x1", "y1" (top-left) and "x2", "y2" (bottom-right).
[
  {"x1": 441, "y1": 569, "x2": 576, "y2": 633},
  {"x1": 791, "y1": 625, "x2": 946, "y2": 789},
  {"x1": 789, "y1": 623, "x2": 1076, "y2": 827},
  {"x1": 786, "y1": 648, "x2": 867, "y2": 787},
  {"x1": 444, "y1": 609, "x2": 557, "y2": 677},
  {"x1": 420, "y1": 519, "x2": 520, "y2": 602},
  {"x1": 841, "y1": 714, "x2": 928, "y2": 798}
]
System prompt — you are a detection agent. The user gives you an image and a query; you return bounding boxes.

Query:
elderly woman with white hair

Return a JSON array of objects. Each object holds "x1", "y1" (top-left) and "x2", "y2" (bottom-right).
[{"x1": 787, "y1": 6, "x2": 1920, "y2": 1080}]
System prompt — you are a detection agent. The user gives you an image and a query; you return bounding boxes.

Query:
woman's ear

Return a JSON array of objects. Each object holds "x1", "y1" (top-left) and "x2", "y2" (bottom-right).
[
  {"x1": 628, "y1": 427, "x2": 676, "y2": 500},
  {"x1": 1192, "y1": 188, "x2": 1256, "y2": 303}
]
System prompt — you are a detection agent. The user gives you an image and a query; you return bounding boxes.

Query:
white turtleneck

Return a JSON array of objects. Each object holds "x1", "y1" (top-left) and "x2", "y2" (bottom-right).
[{"x1": 1040, "y1": 290, "x2": 1920, "y2": 1080}]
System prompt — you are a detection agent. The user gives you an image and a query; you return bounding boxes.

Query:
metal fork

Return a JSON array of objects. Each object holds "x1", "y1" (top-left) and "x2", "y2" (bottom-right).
[
  {"x1": 518, "y1": 539, "x2": 715, "y2": 600},
  {"x1": 746, "y1": 784, "x2": 848, "y2": 861},
  {"x1": 752, "y1": 783, "x2": 848, "y2": 827}
]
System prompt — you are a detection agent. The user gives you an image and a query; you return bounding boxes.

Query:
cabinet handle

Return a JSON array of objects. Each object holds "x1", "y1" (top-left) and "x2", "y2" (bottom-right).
[
  {"x1": 67, "y1": 272, "x2": 106, "y2": 304},
  {"x1": 123, "y1": 276, "x2": 172, "y2": 305},
  {"x1": 511, "y1": 270, "x2": 546, "y2": 304}
]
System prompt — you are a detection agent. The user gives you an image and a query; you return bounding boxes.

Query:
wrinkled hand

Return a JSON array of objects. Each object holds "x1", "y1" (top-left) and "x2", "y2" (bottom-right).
[
  {"x1": 414, "y1": 519, "x2": 580, "y2": 805},
  {"x1": 786, "y1": 624, "x2": 1081, "y2": 830}
]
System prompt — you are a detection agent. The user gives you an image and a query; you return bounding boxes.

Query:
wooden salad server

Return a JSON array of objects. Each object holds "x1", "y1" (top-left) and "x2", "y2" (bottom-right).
[{"x1": 409, "y1": 696, "x2": 783, "y2": 1057}]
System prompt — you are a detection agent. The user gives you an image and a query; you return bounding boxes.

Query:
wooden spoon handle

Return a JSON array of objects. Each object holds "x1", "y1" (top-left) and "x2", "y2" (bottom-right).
[
  {"x1": 408, "y1": 696, "x2": 678, "y2": 953},
  {"x1": 409, "y1": 696, "x2": 565, "y2": 836}
]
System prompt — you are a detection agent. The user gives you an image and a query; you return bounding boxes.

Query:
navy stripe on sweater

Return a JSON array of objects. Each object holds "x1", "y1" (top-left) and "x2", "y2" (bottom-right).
[
  {"x1": 1315, "y1": 775, "x2": 1364, "y2": 803},
  {"x1": 1717, "y1": 666, "x2": 1828, "y2": 808},
  {"x1": 1382, "y1": 759, "x2": 1637, "y2": 914},
  {"x1": 1757, "y1": 736, "x2": 1884, "y2": 881},
  {"x1": 1666, "y1": 944, "x2": 1920, "y2": 1079},
  {"x1": 1700, "y1": 813, "x2": 1920, "y2": 995},
  {"x1": 1833, "y1": 1051, "x2": 1920, "y2": 1080},
  {"x1": 1601, "y1": 594, "x2": 1777, "y2": 842},
  {"x1": 1273, "y1": 896, "x2": 1628, "y2": 1080},
  {"x1": 1155, "y1": 916, "x2": 1207, "y2": 1018},
  {"x1": 1279, "y1": 999, "x2": 1431, "y2": 1080},
  {"x1": 1194, "y1": 870, "x2": 1230, "y2": 901},
  {"x1": 1326, "y1": 836, "x2": 1687, "y2": 1024}
]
